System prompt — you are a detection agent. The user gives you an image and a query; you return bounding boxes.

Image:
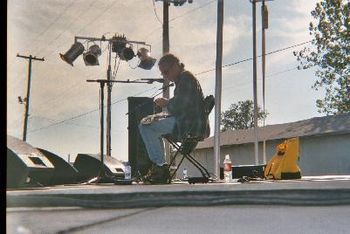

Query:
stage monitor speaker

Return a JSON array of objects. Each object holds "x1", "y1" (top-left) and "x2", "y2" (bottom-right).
[
  {"x1": 73, "y1": 153, "x2": 126, "y2": 182},
  {"x1": 37, "y1": 148, "x2": 79, "y2": 185},
  {"x1": 7, "y1": 136, "x2": 55, "y2": 188},
  {"x1": 127, "y1": 97, "x2": 161, "y2": 177}
]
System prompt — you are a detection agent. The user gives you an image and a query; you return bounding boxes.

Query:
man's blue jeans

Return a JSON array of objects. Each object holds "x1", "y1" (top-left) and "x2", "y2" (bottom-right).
[{"x1": 138, "y1": 116, "x2": 176, "y2": 166}]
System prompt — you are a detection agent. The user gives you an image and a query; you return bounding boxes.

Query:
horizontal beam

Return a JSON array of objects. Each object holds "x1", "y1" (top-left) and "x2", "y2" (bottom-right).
[{"x1": 74, "y1": 35, "x2": 150, "y2": 47}]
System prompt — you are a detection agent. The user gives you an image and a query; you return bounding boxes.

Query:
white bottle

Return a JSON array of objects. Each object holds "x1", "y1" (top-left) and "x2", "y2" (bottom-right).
[
  {"x1": 223, "y1": 154, "x2": 232, "y2": 183},
  {"x1": 182, "y1": 168, "x2": 188, "y2": 180}
]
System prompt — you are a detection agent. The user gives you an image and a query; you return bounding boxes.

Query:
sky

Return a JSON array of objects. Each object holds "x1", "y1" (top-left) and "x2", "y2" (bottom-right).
[{"x1": 7, "y1": 0, "x2": 324, "y2": 162}]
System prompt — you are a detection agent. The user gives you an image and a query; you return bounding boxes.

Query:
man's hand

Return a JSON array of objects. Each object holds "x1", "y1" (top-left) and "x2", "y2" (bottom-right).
[{"x1": 154, "y1": 97, "x2": 169, "y2": 108}]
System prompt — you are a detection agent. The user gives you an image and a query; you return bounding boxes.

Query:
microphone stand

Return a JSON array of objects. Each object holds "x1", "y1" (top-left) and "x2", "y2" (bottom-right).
[{"x1": 86, "y1": 78, "x2": 153, "y2": 184}]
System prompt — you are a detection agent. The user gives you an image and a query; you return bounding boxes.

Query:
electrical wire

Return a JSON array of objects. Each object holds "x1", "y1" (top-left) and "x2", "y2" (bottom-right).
[
  {"x1": 195, "y1": 40, "x2": 312, "y2": 76},
  {"x1": 169, "y1": 0, "x2": 216, "y2": 22},
  {"x1": 152, "y1": 0, "x2": 163, "y2": 25},
  {"x1": 35, "y1": 0, "x2": 98, "y2": 57},
  {"x1": 27, "y1": 40, "x2": 310, "y2": 134},
  {"x1": 29, "y1": 1, "x2": 77, "y2": 55},
  {"x1": 41, "y1": 0, "x2": 119, "y2": 59},
  {"x1": 23, "y1": 0, "x2": 215, "y2": 112},
  {"x1": 28, "y1": 83, "x2": 159, "y2": 134},
  {"x1": 144, "y1": 0, "x2": 215, "y2": 40}
]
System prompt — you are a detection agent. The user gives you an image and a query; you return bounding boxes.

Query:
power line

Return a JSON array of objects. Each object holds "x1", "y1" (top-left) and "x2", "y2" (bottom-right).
[
  {"x1": 35, "y1": 0, "x2": 98, "y2": 57},
  {"x1": 16, "y1": 2, "x2": 122, "y2": 121},
  {"x1": 266, "y1": 67, "x2": 298, "y2": 78},
  {"x1": 27, "y1": 41, "x2": 310, "y2": 134},
  {"x1": 75, "y1": 0, "x2": 119, "y2": 36},
  {"x1": 28, "y1": 107, "x2": 100, "y2": 134},
  {"x1": 30, "y1": 1, "x2": 77, "y2": 55},
  {"x1": 30, "y1": 115, "x2": 100, "y2": 130},
  {"x1": 222, "y1": 66, "x2": 300, "y2": 92},
  {"x1": 145, "y1": 0, "x2": 215, "y2": 40},
  {"x1": 28, "y1": 84, "x2": 160, "y2": 134},
  {"x1": 195, "y1": 40, "x2": 311, "y2": 76},
  {"x1": 152, "y1": 0, "x2": 163, "y2": 24},
  {"x1": 169, "y1": 0, "x2": 216, "y2": 22},
  {"x1": 41, "y1": 0, "x2": 119, "y2": 59},
  {"x1": 33, "y1": 69, "x2": 105, "y2": 112},
  {"x1": 17, "y1": 0, "x2": 100, "y2": 93}
]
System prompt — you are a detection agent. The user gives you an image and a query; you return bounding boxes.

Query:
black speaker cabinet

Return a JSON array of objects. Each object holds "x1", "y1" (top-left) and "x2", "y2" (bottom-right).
[
  {"x1": 37, "y1": 148, "x2": 79, "y2": 185},
  {"x1": 220, "y1": 164, "x2": 266, "y2": 180},
  {"x1": 232, "y1": 164, "x2": 266, "y2": 179},
  {"x1": 73, "y1": 153, "x2": 127, "y2": 182},
  {"x1": 7, "y1": 136, "x2": 55, "y2": 188},
  {"x1": 127, "y1": 97, "x2": 161, "y2": 177}
]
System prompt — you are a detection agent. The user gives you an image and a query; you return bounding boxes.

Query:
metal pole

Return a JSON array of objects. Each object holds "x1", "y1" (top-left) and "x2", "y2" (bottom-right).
[
  {"x1": 163, "y1": 0, "x2": 170, "y2": 97},
  {"x1": 163, "y1": 0, "x2": 171, "y2": 163},
  {"x1": 17, "y1": 54, "x2": 44, "y2": 142},
  {"x1": 23, "y1": 56, "x2": 32, "y2": 142},
  {"x1": 252, "y1": 0, "x2": 259, "y2": 165},
  {"x1": 99, "y1": 81, "x2": 105, "y2": 177},
  {"x1": 261, "y1": 0, "x2": 266, "y2": 117},
  {"x1": 214, "y1": 0, "x2": 224, "y2": 179},
  {"x1": 261, "y1": 0, "x2": 267, "y2": 164},
  {"x1": 71, "y1": 35, "x2": 151, "y2": 157},
  {"x1": 106, "y1": 43, "x2": 112, "y2": 156}
]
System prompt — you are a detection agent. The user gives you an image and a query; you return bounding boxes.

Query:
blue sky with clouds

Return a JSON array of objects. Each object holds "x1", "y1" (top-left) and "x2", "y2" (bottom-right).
[{"x1": 7, "y1": 0, "x2": 323, "y2": 161}]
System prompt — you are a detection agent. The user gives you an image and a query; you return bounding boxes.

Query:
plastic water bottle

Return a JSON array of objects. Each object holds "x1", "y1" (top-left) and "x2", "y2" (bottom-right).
[
  {"x1": 182, "y1": 168, "x2": 188, "y2": 180},
  {"x1": 123, "y1": 161, "x2": 131, "y2": 180},
  {"x1": 223, "y1": 154, "x2": 232, "y2": 183}
]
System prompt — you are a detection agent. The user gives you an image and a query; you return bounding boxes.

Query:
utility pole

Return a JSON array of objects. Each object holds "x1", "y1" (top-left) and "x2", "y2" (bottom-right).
[
  {"x1": 160, "y1": 0, "x2": 171, "y2": 164},
  {"x1": 250, "y1": 0, "x2": 272, "y2": 165},
  {"x1": 156, "y1": 0, "x2": 193, "y2": 164},
  {"x1": 162, "y1": 0, "x2": 170, "y2": 99},
  {"x1": 17, "y1": 54, "x2": 45, "y2": 142},
  {"x1": 156, "y1": 0, "x2": 193, "y2": 98},
  {"x1": 250, "y1": 0, "x2": 259, "y2": 165},
  {"x1": 261, "y1": 0, "x2": 268, "y2": 164},
  {"x1": 106, "y1": 43, "x2": 112, "y2": 157},
  {"x1": 214, "y1": 0, "x2": 224, "y2": 180}
]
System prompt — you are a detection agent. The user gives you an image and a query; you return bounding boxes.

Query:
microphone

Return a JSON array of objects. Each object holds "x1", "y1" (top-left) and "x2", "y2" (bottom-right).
[{"x1": 140, "y1": 78, "x2": 164, "y2": 83}]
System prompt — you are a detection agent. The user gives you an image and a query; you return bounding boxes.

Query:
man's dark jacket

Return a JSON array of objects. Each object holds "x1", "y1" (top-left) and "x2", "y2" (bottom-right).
[{"x1": 167, "y1": 71, "x2": 210, "y2": 140}]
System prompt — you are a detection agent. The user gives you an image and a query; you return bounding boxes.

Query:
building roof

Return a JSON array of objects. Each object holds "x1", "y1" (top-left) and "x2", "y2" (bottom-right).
[{"x1": 196, "y1": 113, "x2": 350, "y2": 149}]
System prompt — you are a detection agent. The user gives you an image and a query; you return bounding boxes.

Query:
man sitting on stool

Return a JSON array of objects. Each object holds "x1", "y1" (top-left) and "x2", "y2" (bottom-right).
[{"x1": 138, "y1": 53, "x2": 208, "y2": 184}]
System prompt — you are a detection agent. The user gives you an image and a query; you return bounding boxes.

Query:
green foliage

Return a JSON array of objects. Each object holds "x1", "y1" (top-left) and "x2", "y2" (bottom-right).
[
  {"x1": 294, "y1": 0, "x2": 350, "y2": 114},
  {"x1": 220, "y1": 100, "x2": 268, "y2": 131}
]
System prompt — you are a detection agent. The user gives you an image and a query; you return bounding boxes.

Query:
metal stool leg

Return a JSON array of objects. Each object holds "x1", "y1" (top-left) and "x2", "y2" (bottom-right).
[{"x1": 166, "y1": 138, "x2": 212, "y2": 183}]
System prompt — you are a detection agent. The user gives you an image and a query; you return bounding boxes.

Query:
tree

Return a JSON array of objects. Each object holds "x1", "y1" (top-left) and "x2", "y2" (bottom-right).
[
  {"x1": 220, "y1": 100, "x2": 268, "y2": 131},
  {"x1": 294, "y1": 0, "x2": 350, "y2": 115}
]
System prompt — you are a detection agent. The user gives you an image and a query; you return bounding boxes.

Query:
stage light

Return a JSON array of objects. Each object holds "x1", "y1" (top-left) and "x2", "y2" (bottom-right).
[
  {"x1": 83, "y1": 44, "x2": 101, "y2": 66},
  {"x1": 60, "y1": 42, "x2": 84, "y2": 66},
  {"x1": 137, "y1": 48, "x2": 156, "y2": 70},
  {"x1": 112, "y1": 36, "x2": 126, "y2": 53},
  {"x1": 111, "y1": 35, "x2": 135, "y2": 61},
  {"x1": 119, "y1": 47, "x2": 135, "y2": 61}
]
